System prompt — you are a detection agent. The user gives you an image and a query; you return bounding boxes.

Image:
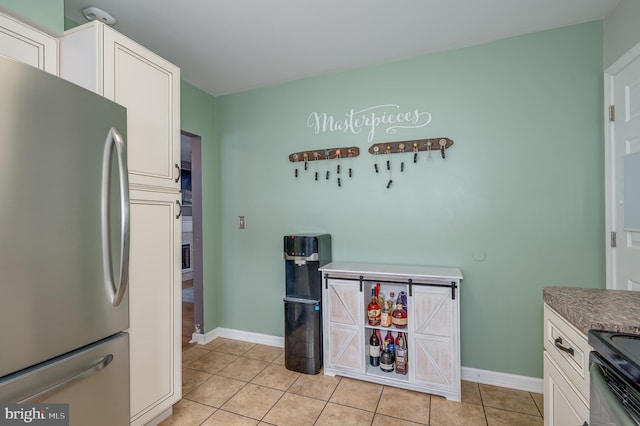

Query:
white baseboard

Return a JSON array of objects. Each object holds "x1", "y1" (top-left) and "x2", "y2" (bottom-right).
[
  {"x1": 461, "y1": 366, "x2": 543, "y2": 393},
  {"x1": 192, "y1": 328, "x2": 542, "y2": 394},
  {"x1": 192, "y1": 327, "x2": 284, "y2": 348}
]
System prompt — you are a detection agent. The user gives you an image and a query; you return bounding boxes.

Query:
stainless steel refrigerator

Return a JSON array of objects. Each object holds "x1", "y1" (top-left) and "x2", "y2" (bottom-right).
[{"x1": 0, "y1": 55, "x2": 130, "y2": 425}]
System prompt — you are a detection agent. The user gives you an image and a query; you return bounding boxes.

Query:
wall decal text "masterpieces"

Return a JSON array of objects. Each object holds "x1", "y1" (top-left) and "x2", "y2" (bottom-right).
[{"x1": 307, "y1": 104, "x2": 432, "y2": 142}]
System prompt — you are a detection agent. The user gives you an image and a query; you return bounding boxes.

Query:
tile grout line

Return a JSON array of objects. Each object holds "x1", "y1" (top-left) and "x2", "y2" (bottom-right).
[
  {"x1": 530, "y1": 391, "x2": 544, "y2": 418},
  {"x1": 478, "y1": 383, "x2": 489, "y2": 426}
]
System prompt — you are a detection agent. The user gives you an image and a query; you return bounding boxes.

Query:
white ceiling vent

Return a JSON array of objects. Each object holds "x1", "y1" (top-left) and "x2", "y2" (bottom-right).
[{"x1": 82, "y1": 7, "x2": 117, "y2": 26}]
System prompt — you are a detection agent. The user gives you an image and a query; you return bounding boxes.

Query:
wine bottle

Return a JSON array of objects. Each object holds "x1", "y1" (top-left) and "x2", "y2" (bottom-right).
[
  {"x1": 384, "y1": 330, "x2": 395, "y2": 355},
  {"x1": 367, "y1": 288, "x2": 381, "y2": 326},
  {"x1": 369, "y1": 330, "x2": 380, "y2": 366},
  {"x1": 380, "y1": 341, "x2": 394, "y2": 373}
]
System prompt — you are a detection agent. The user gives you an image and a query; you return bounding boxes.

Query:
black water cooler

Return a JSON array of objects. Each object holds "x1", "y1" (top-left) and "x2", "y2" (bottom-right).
[{"x1": 283, "y1": 234, "x2": 331, "y2": 374}]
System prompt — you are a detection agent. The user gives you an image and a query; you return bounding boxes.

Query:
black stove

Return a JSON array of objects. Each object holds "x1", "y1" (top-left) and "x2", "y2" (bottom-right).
[
  {"x1": 590, "y1": 331, "x2": 640, "y2": 386},
  {"x1": 589, "y1": 330, "x2": 640, "y2": 425}
]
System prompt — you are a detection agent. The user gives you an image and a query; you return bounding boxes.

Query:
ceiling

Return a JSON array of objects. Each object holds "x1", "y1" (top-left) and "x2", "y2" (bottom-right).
[{"x1": 64, "y1": 0, "x2": 620, "y2": 97}]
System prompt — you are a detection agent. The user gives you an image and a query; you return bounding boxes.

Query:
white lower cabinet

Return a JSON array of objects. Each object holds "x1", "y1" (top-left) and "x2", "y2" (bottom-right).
[
  {"x1": 544, "y1": 352, "x2": 589, "y2": 426},
  {"x1": 320, "y1": 262, "x2": 462, "y2": 401},
  {"x1": 543, "y1": 304, "x2": 591, "y2": 426},
  {"x1": 129, "y1": 190, "x2": 182, "y2": 425}
]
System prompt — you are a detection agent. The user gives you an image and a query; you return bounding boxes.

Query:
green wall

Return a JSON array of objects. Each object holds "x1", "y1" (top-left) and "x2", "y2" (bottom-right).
[
  {"x1": 215, "y1": 22, "x2": 605, "y2": 379},
  {"x1": 5, "y1": 0, "x2": 609, "y2": 379},
  {"x1": 0, "y1": 0, "x2": 63, "y2": 33},
  {"x1": 180, "y1": 81, "x2": 220, "y2": 332}
]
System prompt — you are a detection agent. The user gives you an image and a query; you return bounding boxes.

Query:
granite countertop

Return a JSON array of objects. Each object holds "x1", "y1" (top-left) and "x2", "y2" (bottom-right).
[{"x1": 543, "y1": 286, "x2": 640, "y2": 335}]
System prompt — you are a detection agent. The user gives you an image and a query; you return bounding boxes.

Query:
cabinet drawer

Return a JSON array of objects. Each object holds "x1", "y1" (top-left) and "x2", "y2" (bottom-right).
[{"x1": 543, "y1": 305, "x2": 590, "y2": 402}]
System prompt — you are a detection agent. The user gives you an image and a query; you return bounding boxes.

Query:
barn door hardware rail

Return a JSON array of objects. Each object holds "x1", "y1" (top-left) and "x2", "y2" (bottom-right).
[
  {"x1": 289, "y1": 146, "x2": 360, "y2": 185},
  {"x1": 323, "y1": 274, "x2": 457, "y2": 300},
  {"x1": 368, "y1": 138, "x2": 454, "y2": 161}
]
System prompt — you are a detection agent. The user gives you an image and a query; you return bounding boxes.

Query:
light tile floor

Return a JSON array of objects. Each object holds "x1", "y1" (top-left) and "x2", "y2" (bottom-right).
[{"x1": 160, "y1": 338, "x2": 544, "y2": 426}]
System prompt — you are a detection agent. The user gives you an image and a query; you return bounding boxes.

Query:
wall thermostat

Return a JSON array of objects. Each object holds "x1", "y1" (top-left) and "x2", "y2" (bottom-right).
[{"x1": 82, "y1": 7, "x2": 117, "y2": 26}]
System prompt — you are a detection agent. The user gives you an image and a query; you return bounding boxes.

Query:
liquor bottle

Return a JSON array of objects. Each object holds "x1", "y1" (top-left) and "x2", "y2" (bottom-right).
[
  {"x1": 369, "y1": 330, "x2": 380, "y2": 366},
  {"x1": 399, "y1": 291, "x2": 407, "y2": 314},
  {"x1": 391, "y1": 294, "x2": 408, "y2": 329},
  {"x1": 395, "y1": 332, "x2": 408, "y2": 375},
  {"x1": 388, "y1": 292, "x2": 395, "y2": 315},
  {"x1": 380, "y1": 341, "x2": 394, "y2": 373},
  {"x1": 380, "y1": 298, "x2": 391, "y2": 327},
  {"x1": 376, "y1": 283, "x2": 385, "y2": 308},
  {"x1": 384, "y1": 330, "x2": 395, "y2": 355},
  {"x1": 367, "y1": 288, "x2": 381, "y2": 326}
]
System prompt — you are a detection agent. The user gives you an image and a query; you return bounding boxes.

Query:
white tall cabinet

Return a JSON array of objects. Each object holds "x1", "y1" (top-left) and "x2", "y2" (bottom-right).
[
  {"x1": 0, "y1": 11, "x2": 58, "y2": 74},
  {"x1": 60, "y1": 22, "x2": 182, "y2": 426},
  {"x1": 320, "y1": 262, "x2": 463, "y2": 401}
]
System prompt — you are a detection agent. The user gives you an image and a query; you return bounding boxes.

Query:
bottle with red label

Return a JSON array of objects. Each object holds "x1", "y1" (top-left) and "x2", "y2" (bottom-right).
[
  {"x1": 367, "y1": 288, "x2": 381, "y2": 326},
  {"x1": 391, "y1": 294, "x2": 408, "y2": 329}
]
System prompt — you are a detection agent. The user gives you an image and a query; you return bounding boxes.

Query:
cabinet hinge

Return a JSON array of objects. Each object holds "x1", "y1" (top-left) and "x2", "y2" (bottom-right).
[
  {"x1": 609, "y1": 105, "x2": 615, "y2": 122},
  {"x1": 611, "y1": 231, "x2": 617, "y2": 248}
]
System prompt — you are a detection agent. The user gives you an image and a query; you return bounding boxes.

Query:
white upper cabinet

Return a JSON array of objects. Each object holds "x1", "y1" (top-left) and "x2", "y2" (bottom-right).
[
  {"x1": 60, "y1": 22, "x2": 180, "y2": 191},
  {"x1": 0, "y1": 11, "x2": 58, "y2": 74}
]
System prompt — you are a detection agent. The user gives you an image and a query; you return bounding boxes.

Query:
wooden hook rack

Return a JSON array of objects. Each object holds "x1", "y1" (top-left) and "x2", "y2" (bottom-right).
[
  {"x1": 368, "y1": 138, "x2": 454, "y2": 157},
  {"x1": 288, "y1": 146, "x2": 360, "y2": 163}
]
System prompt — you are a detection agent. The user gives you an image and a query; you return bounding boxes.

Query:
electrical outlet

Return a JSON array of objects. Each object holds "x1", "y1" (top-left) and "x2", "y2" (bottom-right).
[{"x1": 239, "y1": 216, "x2": 246, "y2": 229}]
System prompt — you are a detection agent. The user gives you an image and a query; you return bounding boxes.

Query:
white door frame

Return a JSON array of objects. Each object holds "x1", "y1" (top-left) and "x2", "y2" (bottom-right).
[{"x1": 604, "y1": 42, "x2": 640, "y2": 289}]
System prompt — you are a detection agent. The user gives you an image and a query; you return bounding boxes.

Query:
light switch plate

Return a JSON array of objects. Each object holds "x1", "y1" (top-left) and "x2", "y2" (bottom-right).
[{"x1": 239, "y1": 216, "x2": 246, "y2": 229}]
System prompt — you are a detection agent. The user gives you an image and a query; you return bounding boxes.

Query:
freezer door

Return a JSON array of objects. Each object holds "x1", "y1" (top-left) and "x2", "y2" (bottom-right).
[
  {"x1": 0, "y1": 56, "x2": 129, "y2": 377},
  {"x1": 0, "y1": 332, "x2": 129, "y2": 426}
]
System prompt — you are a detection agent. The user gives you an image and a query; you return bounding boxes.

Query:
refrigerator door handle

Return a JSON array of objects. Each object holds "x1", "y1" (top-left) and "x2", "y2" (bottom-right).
[
  {"x1": 101, "y1": 127, "x2": 130, "y2": 307},
  {"x1": 16, "y1": 354, "x2": 114, "y2": 403}
]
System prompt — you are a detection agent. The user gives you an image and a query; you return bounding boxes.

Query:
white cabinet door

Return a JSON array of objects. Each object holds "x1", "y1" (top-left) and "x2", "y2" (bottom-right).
[
  {"x1": 0, "y1": 11, "x2": 57, "y2": 74},
  {"x1": 544, "y1": 352, "x2": 589, "y2": 426},
  {"x1": 129, "y1": 190, "x2": 181, "y2": 426},
  {"x1": 60, "y1": 22, "x2": 180, "y2": 191},
  {"x1": 412, "y1": 286, "x2": 459, "y2": 398},
  {"x1": 103, "y1": 28, "x2": 180, "y2": 191},
  {"x1": 324, "y1": 279, "x2": 363, "y2": 373}
]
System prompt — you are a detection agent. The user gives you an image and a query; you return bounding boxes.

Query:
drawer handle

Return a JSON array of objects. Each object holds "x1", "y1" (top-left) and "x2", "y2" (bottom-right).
[{"x1": 554, "y1": 337, "x2": 575, "y2": 356}]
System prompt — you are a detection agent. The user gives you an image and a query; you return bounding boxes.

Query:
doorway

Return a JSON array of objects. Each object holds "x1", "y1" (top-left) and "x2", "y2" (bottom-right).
[
  {"x1": 180, "y1": 131, "x2": 204, "y2": 346},
  {"x1": 605, "y1": 42, "x2": 640, "y2": 291}
]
